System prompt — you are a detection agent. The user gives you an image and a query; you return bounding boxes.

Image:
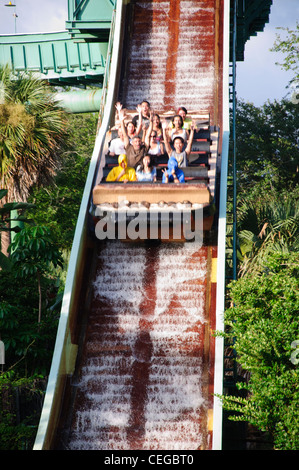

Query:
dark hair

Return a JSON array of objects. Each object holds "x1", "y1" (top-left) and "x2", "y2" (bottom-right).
[
  {"x1": 172, "y1": 114, "x2": 184, "y2": 127},
  {"x1": 177, "y1": 106, "x2": 187, "y2": 114},
  {"x1": 139, "y1": 154, "x2": 153, "y2": 171},
  {"x1": 141, "y1": 100, "x2": 150, "y2": 107},
  {"x1": 126, "y1": 120, "x2": 136, "y2": 129},
  {"x1": 153, "y1": 113, "x2": 161, "y2": 128},
  {"x1": 173, "y1": 136, "x2": 184, "y2": 144}
]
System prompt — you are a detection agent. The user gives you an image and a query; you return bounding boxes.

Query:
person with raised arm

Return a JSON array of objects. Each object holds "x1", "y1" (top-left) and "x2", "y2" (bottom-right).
[
  {"x1": 152, "y1": 113, "x2": 163, "y2": 141},
  {"x1": 132, "y1": 100, "x2": 151, "y2": 129},
  {"x1": 162, "y1": 120, "x2": 195, "y2": 167},
  {"x1": 170, "y1": 114, "x2": 189, "y2": 143},
  {"x1": 118, "y1": 104, "x2": 153, "y2": 169},
  {"x1": 115, "y1": 101, "x2": 142, "y2": 141}
]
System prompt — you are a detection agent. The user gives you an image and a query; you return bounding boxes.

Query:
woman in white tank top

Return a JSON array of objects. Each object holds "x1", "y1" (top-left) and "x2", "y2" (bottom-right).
[
  {"x1": 170, "y1": 115, "x2": 189, "y2": 143},
  {"x1": 148, "y1": 130, "x2": 165, "y2": 156}
]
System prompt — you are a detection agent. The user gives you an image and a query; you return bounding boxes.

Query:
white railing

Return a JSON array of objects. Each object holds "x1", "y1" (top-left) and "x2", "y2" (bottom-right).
[{"x1": 33, "y1": 0, "x2": 125, "y2": 450}]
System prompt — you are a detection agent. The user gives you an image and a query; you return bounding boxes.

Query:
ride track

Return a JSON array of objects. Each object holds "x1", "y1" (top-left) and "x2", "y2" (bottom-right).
[{"x1": 33, "y1": 0, "x2": 230, "y2": 450}]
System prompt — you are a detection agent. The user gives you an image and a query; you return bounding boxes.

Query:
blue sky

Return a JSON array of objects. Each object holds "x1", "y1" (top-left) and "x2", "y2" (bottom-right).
[
  {"x1": 0, "y1": 0, "x2": 297, "y2": 107},
  {"x1": 236, "y1": 0, "x2": 298, "y2": 106}
]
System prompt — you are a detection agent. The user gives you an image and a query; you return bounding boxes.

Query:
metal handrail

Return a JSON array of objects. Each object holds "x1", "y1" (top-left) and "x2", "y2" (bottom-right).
[{"x1": 96, "y1": 6, "x2": 117, "y2": 133}]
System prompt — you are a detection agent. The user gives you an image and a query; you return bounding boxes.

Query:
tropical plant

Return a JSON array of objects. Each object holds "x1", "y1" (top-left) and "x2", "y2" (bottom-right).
[
  {"x1": 0, "y1": 65, "x2": 67, "y2": 256},
  {"x1": 8, "y1": 225, "x2": 63, "y2": 324},
  {"x1": 0, "y1": 372, "x2": 45, "y2": 450},
  {"x1": 27, "y1": 112, "x2": 98, "y2": 252},
  {"x1": 217, "y1": 252, "x2": 299, "y2": 450},
  {"x1": 234, "y1": 99, "x2": 299, "y2": 198},
  {"x1": 236, "y1": 193, "x2": 299, "y2": 276},
  {"x1": 0, "y1": 225, "x2": 63, "y2": 379},
  {"x1": 0, "y1": 188, "x2": 36, "y2": 261},
  {"x1": 0, "y1": 66, "x2": 67, "y2": 202}
]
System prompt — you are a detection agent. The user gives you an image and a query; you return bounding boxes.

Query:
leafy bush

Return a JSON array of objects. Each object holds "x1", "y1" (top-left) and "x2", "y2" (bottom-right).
[
  {"x1": 0, "y1": 373, "x2": 45, "y2": 450},
  {"x1": 218, "y1": 253, "x2": 299, "y2": 449}
]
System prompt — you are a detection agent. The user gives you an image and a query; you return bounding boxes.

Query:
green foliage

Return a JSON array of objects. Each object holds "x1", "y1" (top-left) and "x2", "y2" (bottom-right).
[
  {"x1": 271, "y1": 22, "x2": 299, "y2": 82},
  {"x1": 0, "y1": 111, "x2": 96, "y2": 377},
  {"x1": 27, "y1": 112, "x2": 97, "y2": 251},
  {"x1": 236, "y1": 191, "x2": 299, "y2": 275},
  {"x1": 219, "y1": 253, "x2": 299, "y2": 449},
  {"x1": 234, "y1": 99, "x2": 299, "y2": 198},
  {"x1": 0, "y1": 373, "x2": 45, "y2": 450},
  {"x1": 0, "y1": 421, "x2": 36, "y2": 450},
  {"x1": 0, "y1": 65, "x2": 68, "y2": 203},
  {"x1": 0, "y1": 73, "x2": 98, "y2": 449},
  {"x1": 9, "y1": 225, "x2": 63, "y2": 276},
  {"x1": 0, "y1": 187, "x2": 35, "y2": 234},
  {"x1": 0, "y1": 224, "x2": 63, "y2": 374}
]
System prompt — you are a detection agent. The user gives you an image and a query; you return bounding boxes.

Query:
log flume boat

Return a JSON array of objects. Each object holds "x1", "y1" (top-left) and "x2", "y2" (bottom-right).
[{"x1": 34, "y1": 0, "x2": 230, "y2": 450}]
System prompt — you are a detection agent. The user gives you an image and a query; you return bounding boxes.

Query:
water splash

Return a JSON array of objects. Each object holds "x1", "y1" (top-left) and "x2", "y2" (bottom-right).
[{"x1": 66, "y1": 240, "x2": 209, "y2": 450}]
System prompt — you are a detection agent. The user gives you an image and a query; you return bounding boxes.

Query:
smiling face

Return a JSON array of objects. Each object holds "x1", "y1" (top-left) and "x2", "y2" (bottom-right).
[
  {"x1": 178, "y1": 109, "x2": 186, "y2": 120},
  {"x1": 143, "y1": 155, "x2": 151, "y2": 168},
  {"x1": 132, "y1": 136, "x2": 141, "y2": 150},
  {"x1": 141, "y1": 101, "x2": 150, "y2": 116},
  {"x1": 118, "y1": 154, "x2": 127, "y2": 169},
  {"x1": 153, "y1": 114, "x2": 160, "y2": 127},
  {"x1": 127, "y1": 122, "x2": 135, "y2": 135},
  {"x1": 173, "y1": 137, "x2": 184, "y2": 153},
  {"x1": 150, "y1": 131, "x2": 157, "y2": 144},
  {"x1": 173, "y1": 115, "x2": 183, "y2": 129}
]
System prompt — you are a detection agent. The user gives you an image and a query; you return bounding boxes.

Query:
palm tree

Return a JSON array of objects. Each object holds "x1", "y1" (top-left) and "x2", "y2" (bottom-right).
[
  {"x1": 0, "y1": 65, "x2": 67, "y2": 253},
  {"x1": 236, "y1": 195, "x2": 299, "y2": 276}
]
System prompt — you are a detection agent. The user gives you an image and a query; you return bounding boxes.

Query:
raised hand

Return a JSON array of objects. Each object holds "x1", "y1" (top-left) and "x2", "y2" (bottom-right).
[{"x1": 115, "y1": 101, "x2": 122, "y2": 113}]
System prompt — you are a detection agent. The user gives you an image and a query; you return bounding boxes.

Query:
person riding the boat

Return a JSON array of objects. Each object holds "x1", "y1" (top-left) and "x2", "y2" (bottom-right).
[
  {"x1": 118, "y1": 106, "x2": 152, "y2": 169},
  {"x1": 108, "y1": 126, "x2": 126, "y2": 156},
  {"x1": 162, "y1": 121, "x2": 195, "y2": 167},
  {"x1": 148, "y1": 130, "x2": 165, "y2": 157},
  {"x1": 115, "y1": 102, "x2": 142, "y2": 142},
  {"x1": 136, "y1": 155, "x2": 157, "y2": 182},
  {"x1": 126, "y1": 120, "x2": 142, "y2": 142},
  {"x1": 106, "y1": 154, "x2": 137, "y2": 182},
  {"x1": 162, "y1": 156, "x2": 185, "y2": 183},
  {"x1": 170, "y1": 114, "x2": 189, "y2": 143},
  {"x1": 177, "y1": 106, "x2": 193, "y2": 130},
  {"x1": 152, "y1": 113, "x2": 163, "y2": 140},
  {"x1": 132, "y1": 100, "x2": 151, "y2": 129}
]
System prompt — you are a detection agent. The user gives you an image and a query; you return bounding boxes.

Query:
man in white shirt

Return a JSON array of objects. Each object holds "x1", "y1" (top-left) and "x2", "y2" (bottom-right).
[{"x1": 108, "y1": 127, "x2": 126, "y2": 156}]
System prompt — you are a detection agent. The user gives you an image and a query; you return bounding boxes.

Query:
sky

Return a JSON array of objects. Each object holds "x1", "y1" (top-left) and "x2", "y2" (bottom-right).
[
  {"x1": 236, "y1": 0, "x2": 298, "y2": 106},
  {"x1": 0, "y1": 0, "x2": 298, "y2": 107}
]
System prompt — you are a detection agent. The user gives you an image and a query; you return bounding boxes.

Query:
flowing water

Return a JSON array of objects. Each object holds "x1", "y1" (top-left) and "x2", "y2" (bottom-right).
[
  {"x1": 122, "y1": 0, "x2": 217, "y2": 114},
  {"x1": 66, "y1": 240, "x2": 211, "y2": 450}
]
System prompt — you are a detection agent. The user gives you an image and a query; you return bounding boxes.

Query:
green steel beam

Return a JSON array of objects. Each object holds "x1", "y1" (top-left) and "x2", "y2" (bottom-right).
[
  {"x1": 0, "y1": 31, "x2": 107, "y2": 86},
  {"x1": 0, "y1": 0, "x2": 117, "y2": 86},
  {"x1": 66, "y1": 0, "x2": 116, "y2": 42}
]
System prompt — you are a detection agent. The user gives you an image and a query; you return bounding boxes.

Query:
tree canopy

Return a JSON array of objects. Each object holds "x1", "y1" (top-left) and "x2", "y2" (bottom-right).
[
  {"x1": 219, "y1": 253, "x2": 299, "y2": 450},
  {"x1": 0, "y1": 65, "x2": 67, "y2": 203},
  {"x1": 234, "y1": 99, "x2": 299, "y2": 199}
]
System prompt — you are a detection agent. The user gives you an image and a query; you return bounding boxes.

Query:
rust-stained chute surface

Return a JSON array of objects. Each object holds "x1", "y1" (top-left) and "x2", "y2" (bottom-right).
[{"x1": 36, "y1": 0, "x2": 228, "y2": 451}]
